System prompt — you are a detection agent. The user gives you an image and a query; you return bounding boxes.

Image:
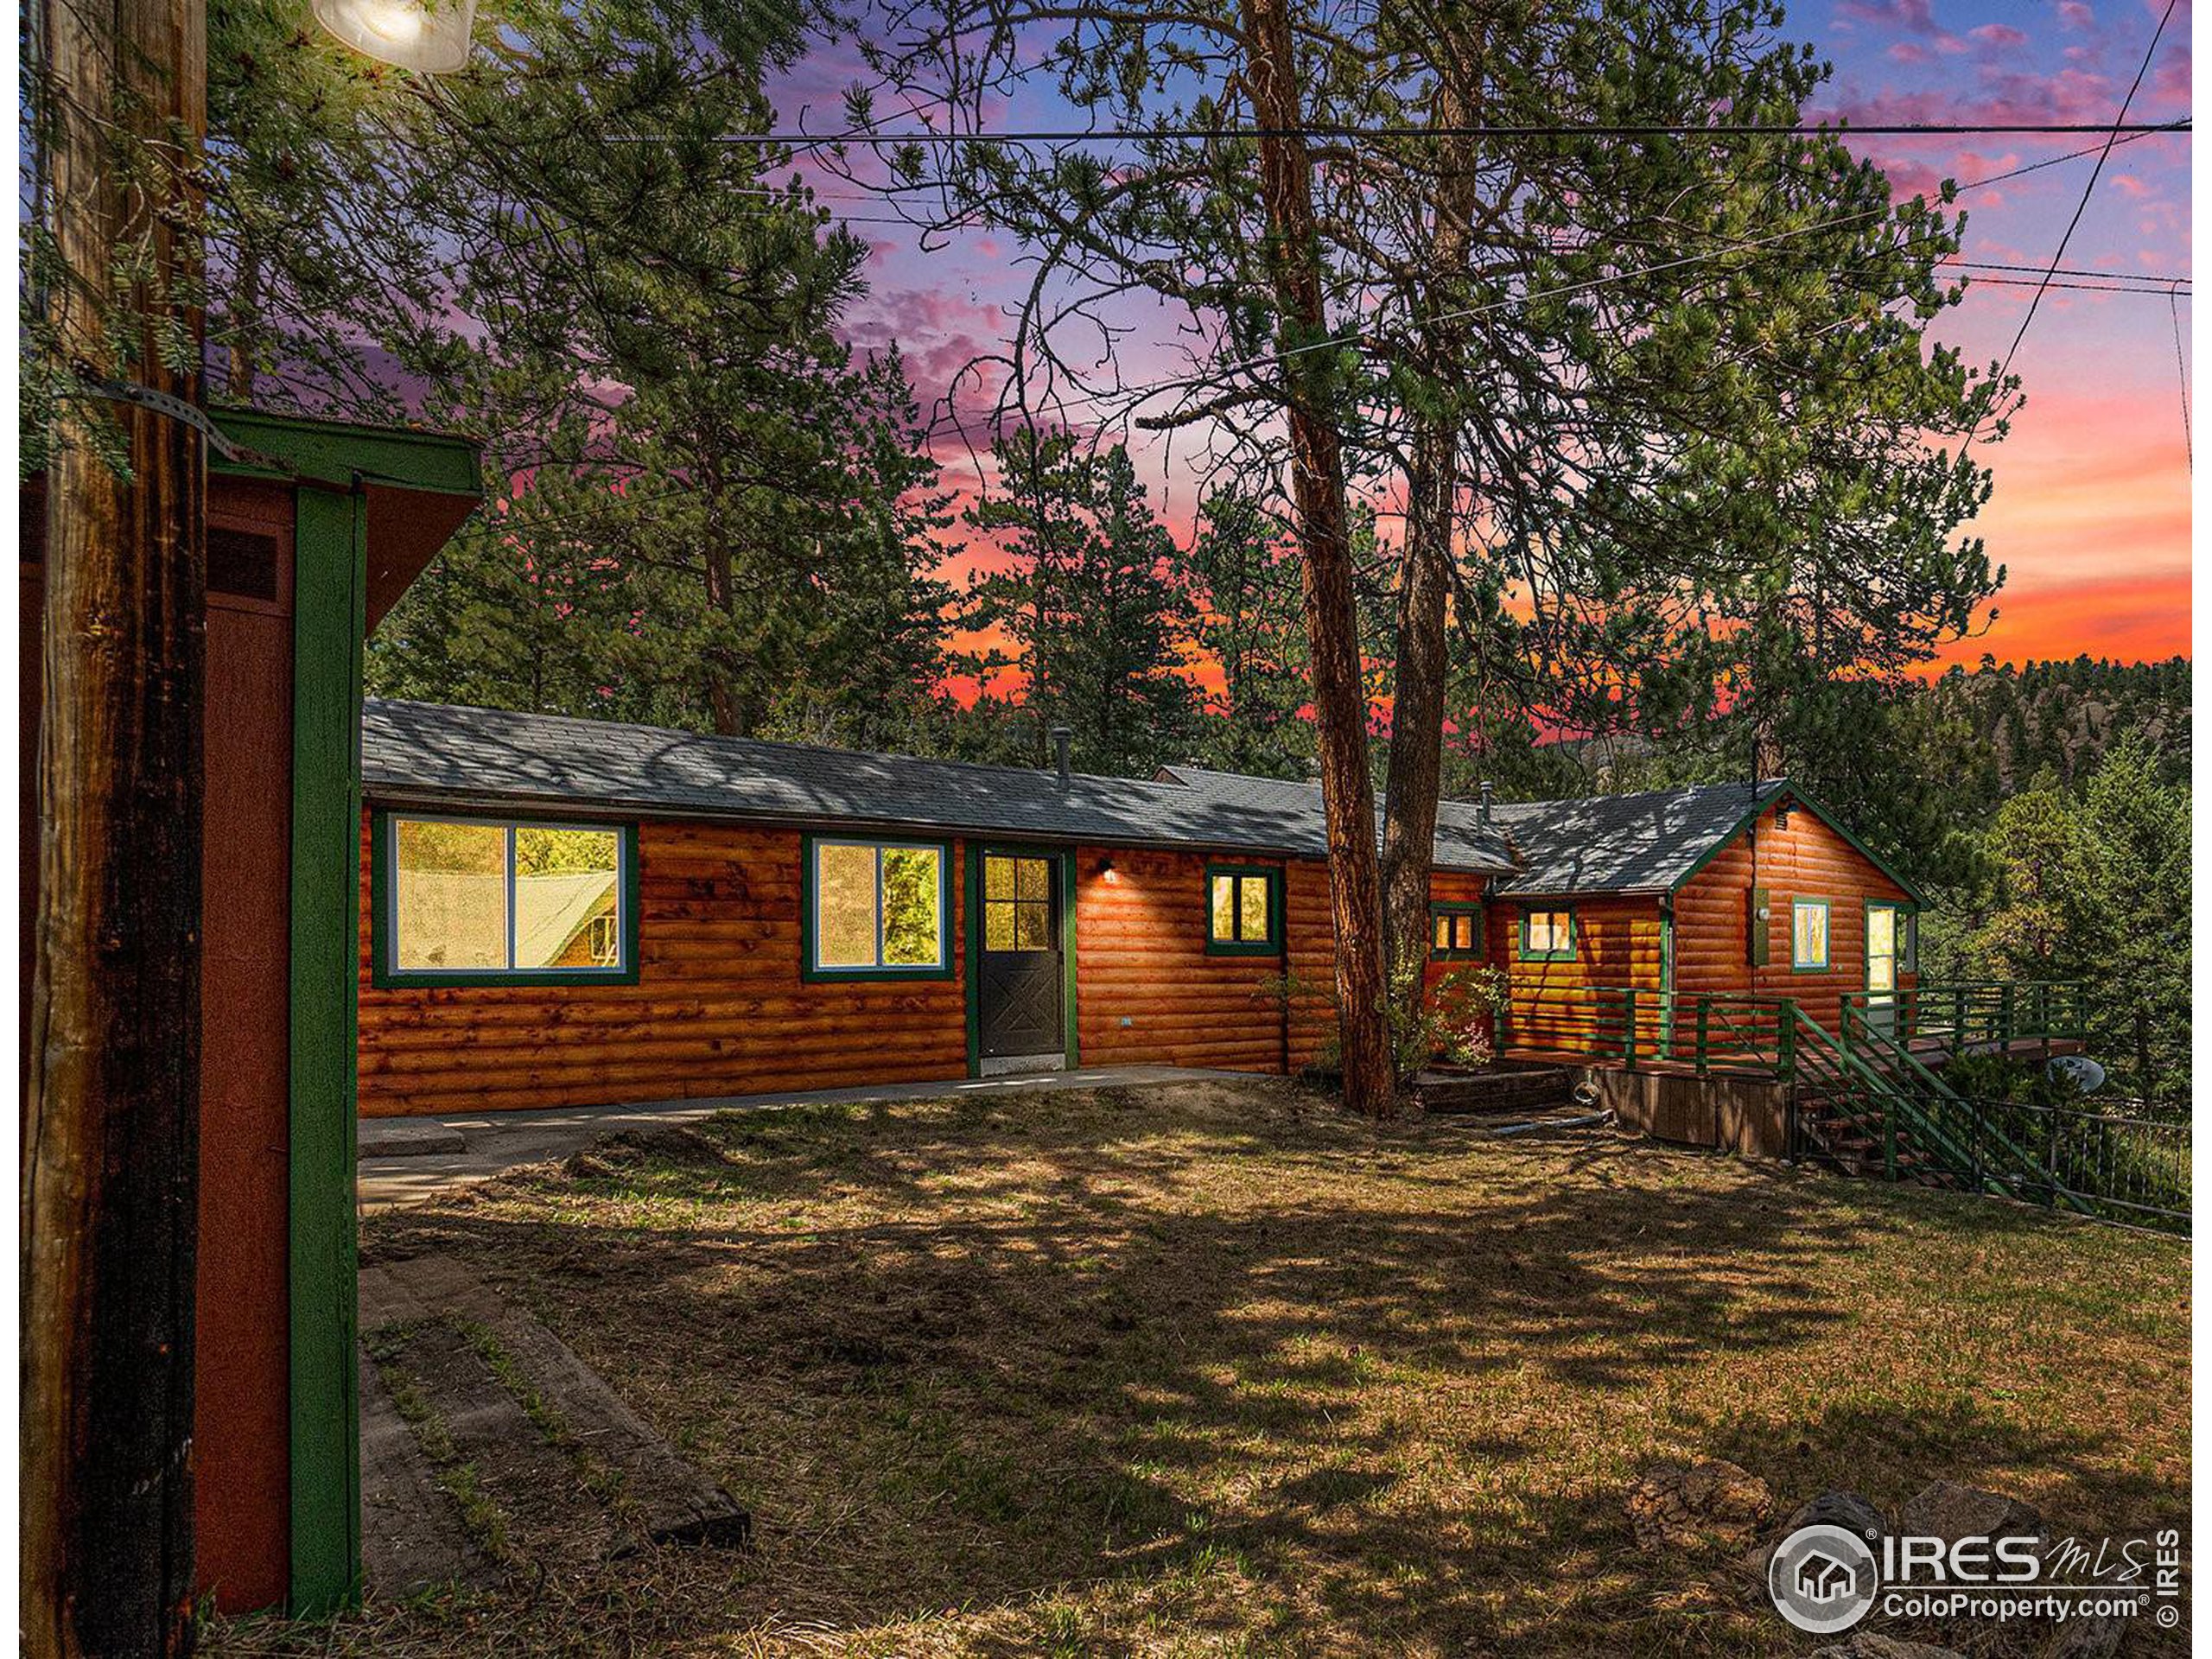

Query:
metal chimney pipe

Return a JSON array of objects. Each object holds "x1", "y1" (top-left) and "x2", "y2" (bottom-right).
[
  {"x1": 1050, "y1": 725, "x2": 1073, "y2": 785},
  {"x1": 1478, "y1": 779, "x2": 1495, "y2": 825}
]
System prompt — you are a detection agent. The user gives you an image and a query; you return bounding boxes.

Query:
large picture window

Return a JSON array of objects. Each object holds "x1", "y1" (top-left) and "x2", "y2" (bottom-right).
[
  {"x1": 1205, "y1": 864, "x2": 1281, "y2": 956},
  {"x1": 806, "y1": 837, "x2": 951, "y2": 978},
  {"x1": 1792, "y1": 898, "x2": 1831, "y2": 971},
  {"x1": 377, "y1": 813, "x2": 637, "y2": 986}
]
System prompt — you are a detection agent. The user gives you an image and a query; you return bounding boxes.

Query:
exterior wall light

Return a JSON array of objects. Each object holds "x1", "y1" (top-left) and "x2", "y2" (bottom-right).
[
  {"x1": 313, "y1": 0, "x2": 474, "y2": 72},
  {"x1": 1099, "y1": 857, "x2": 1117, "y2": 881}
]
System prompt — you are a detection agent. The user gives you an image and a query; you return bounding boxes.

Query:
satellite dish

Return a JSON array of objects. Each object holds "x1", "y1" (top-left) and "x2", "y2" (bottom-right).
[{"x1": 2046, "y1": 1055, "x2": 2107, "y2": 1096}]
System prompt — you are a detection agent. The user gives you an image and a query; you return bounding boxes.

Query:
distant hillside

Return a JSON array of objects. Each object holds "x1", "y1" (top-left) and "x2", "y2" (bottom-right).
[{"x1": 1925, "y1": 656, "x2": 2190, "y2": 794}]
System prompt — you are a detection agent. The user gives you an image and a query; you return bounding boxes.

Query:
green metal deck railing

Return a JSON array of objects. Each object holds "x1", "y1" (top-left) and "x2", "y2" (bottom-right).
[
  {"x1": 1838, "y1": 980, "x2": 2088, "y2": 1057},
  {"x1": 1496, "y1": 980, "x2": 2161, "y2": 1228}
]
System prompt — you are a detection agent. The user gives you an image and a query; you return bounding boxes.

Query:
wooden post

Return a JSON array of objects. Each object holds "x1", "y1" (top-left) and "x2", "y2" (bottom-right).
[
  {"x1": 1777, "y1": 1000, "x2": 1798, "y2": 1084},
  {"x1": 1622, "y1": 988, "x2": 1638, "y2": 1071},
  {"x1": 23, "y1": 0, "x2": 207, "y2": 1651},
  {"x1": 1694, "y1": 997, "x2": 1710, "y2": 1076},
  {"x1": 1238, "y1": 0, "x2": 1393, "y2": 1116}
]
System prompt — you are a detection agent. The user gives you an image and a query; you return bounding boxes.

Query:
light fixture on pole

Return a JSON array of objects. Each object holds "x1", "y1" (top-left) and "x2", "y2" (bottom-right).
[{"x1": 312, "y1": 0, "x2": 475, "y2": 72}]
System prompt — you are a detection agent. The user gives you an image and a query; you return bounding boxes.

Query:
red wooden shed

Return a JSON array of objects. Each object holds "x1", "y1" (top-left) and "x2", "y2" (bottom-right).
[{"x1": 22, "y1": 409, "x2": 481, "y2": 1612}]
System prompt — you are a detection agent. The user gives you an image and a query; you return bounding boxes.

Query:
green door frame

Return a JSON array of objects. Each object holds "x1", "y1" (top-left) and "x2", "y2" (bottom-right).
[
  {"x1": 213, "y1": 410, "x2": 481, "y2": 1615},
  {"x1": 963, "y1": 842, "x2": 1080, "y2": 1075},
  {"x1": 287, "y1": 479, "x2": 365, "y2": 1614}
]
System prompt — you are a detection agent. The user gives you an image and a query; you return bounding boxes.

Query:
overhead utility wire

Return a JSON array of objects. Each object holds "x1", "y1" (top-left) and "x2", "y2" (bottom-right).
[
  {"x1": 600, "y1": 118, "x2": 2190, "y2": 146},
  {"x1": 1991, "y1": 0, "x2": 2178, "y2": 396},
  {"x1": 1117, "y1": 128, "x2": 2182, "y2": 413}
]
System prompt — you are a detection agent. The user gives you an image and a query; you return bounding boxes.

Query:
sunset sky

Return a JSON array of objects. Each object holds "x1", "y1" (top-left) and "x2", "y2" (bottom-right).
[{"x1": 770, "y1": 0, "x2": 2192, "y2": 672}]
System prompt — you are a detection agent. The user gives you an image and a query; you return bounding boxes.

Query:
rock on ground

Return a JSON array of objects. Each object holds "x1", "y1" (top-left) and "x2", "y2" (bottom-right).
[
  {"x1": 1898, "y1": 1479, "x2": 2045, "y2": 1545},
  {"x1": 1747, "y1": 1488, "x2": 1885, "y2": 1578},
  {"x1": 1627, "y1": 1459, "x2": 1772, "y2": 1551},
  {"x1": 1811, "y1": 1636, "x2": 1965, "y2": 1659}
]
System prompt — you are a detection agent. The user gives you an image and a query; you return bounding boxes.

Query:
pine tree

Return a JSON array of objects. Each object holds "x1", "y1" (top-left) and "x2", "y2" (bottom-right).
[{"x1": 963, "y1": 429, "x2": 1200, "y2": 776}]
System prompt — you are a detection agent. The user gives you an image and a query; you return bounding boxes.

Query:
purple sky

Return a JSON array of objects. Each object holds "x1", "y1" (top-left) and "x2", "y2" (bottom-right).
[{"x1": 771, "y1": 0, "x2": 2193, "y2": 669}]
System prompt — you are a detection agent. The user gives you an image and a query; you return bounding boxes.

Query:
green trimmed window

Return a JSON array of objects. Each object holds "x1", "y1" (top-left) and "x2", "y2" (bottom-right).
[
  {"x1": 1518, "y1": 906, "x2": 1575, "y2": 963},
  {"x1": 806, "y1": 836, "x2": 951, "y2": 978},
  {"x1": 1206, "y1": 864, "x2": 1281, "y2": 955},
  {"x1": 378, "y1": 813, "x2": 638, "y2": 985},
  {"x1": 1431, "y1": 903, "x2": 1484, "y2": 960},
  {"x1": 1791, "y1": 898, "x2": 1830, "y2": 971}
]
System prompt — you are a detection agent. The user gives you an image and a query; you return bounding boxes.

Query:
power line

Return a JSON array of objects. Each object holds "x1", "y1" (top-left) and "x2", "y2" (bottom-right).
[
  {"x1": 1991, "y1": 0, "x2": 2179, "y2": 397},
  {"x1": 2171, "y1": 283, "x2": 2192, "y2": 471},
  {"x1": 606, "y1": 118, "x2": 2191, "y2": 147},
  {"x1": 1943, "y1": 257, "x2": 2190, "y2": 286},
  {"x1": 1115, "y1": 127, "x2": 2184, "y2": 414},
  {"x1": 1955, "y1": 274, "x2": 2191, "y2": 295}
]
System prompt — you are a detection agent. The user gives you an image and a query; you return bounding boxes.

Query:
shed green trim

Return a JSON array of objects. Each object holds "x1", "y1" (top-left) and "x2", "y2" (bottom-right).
[
  {"x1": 210, "y1": 406, "x2": 482, "y2": 498},
  {"x1": 288, "y1": 483, "x2": 365, "y2": 1614}
]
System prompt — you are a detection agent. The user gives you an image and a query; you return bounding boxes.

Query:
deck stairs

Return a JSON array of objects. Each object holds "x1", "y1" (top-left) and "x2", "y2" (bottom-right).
[{"x1": 1788, "y1": 1009, "x2": 2089, "y2": 1215}]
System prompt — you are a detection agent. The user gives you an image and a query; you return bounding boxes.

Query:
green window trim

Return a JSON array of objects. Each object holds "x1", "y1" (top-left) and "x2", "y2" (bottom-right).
[
  {"x1": 370, "y1": 810, "x2": 641, "y2": 989},
  {"x1": 1790, "y1": 896, "x2": 1832, "y2": 973},
  {"x1": 1205, "y1": 862, "x2": 1283, "y2": 956},
  {"x1": 801, "y1": 833, "x2": 957, "y2": 982},
  {"x1": 1517, "y1": 906, "x2": 1577, "y2": 963},
  {"x1": 1429, "y1": 902, "x2": 1485, "y2": 960}
]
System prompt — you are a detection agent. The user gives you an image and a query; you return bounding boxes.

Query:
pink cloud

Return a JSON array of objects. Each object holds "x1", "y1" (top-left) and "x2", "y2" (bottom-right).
[
  {"x1": 2111, "y1": 173, "x2": 2154, "y2": 198},
  {"x1": 1971, "y1": 22, "x2": 2028, "y2": 48},
  {"x1": 2058, "y1": 0, "x2": 2094, "y2": 24},
  {"x1": 1889, "y1": 41, "x2": 1929, "y2": 63}
]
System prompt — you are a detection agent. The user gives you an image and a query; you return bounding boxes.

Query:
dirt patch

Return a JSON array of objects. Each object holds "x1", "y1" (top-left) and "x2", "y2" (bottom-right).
[{"x1": 563, "y1": 1124, "x2": 729, "y2": 1180}]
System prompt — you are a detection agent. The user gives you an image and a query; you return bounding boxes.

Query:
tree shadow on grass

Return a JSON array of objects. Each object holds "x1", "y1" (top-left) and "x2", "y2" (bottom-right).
[{"x1": 335, "y1": 1086, "x2": 2190, "y2": 1658}]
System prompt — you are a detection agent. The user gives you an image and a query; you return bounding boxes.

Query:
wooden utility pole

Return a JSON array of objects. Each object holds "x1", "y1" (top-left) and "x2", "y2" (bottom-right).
[
  {"x1": 1238, "y1": 0, "x2": 1395, "y2": 1116},
  {"x1": 24, "y1": 0, "x2": 208, "y2": 1649}
]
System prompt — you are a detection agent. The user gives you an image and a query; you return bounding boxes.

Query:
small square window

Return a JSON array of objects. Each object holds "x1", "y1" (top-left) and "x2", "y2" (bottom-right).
[
  {"x1": 1519, "y1": 907, "x2": 1575, "y2": 962},
  {"x1": 1206, "y1": 866, "x2": 1281, "y2": 954},
  {"x1": 1431, "y1": 905, "x2": 1484, "y2": 960}
]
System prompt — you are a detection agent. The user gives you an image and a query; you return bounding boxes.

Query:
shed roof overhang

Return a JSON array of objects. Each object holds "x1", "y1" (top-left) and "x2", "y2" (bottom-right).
[{"x1": 208, "y1": 407, "x2": 482, "y2": 630}]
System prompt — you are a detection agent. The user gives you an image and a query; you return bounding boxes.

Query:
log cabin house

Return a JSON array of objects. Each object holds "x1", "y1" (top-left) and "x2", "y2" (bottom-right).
[{"x1": 358, "y1": 699, "x2": 1925, "y2": 1119}]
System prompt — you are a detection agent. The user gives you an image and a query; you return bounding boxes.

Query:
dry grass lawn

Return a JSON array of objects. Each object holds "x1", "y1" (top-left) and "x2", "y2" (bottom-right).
[{"x1": 217, "y1": 1078, "x2": 2189, "y2": 1656}]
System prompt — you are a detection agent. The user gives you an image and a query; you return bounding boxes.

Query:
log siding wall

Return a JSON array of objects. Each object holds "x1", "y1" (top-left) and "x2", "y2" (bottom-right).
[
  {"x1": 359, "y1": 817, "x2": 972, "y2": 1117},
  {"x1": 359, "y1": 796, "x2": 1909, "y2": 1114},
  {"x1": 1490, "y1": 893, "x2": 1665, "y2": 1053},
  {"x1": 359, "y1": 812, "x2": 1498, "y2": 1114},
  {"x1": 1672, "y1": 801, "x2": 1916, "y2": 1034}
]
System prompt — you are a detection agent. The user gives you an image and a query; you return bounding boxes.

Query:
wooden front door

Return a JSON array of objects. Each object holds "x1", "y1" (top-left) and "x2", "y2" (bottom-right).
[{"x1": 977, "y1": 852, "x2": 1064, "y2": 1060}]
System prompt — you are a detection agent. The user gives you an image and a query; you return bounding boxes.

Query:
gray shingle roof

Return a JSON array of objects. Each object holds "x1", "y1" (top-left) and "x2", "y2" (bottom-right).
[
  {"x1": 1487, "y1": 781, "x2": 1783, "y2": 895},
  {"x1": 361, "y1": 702, "x2": 1796, "y2": 892},
  {"x1": 361, "y1": 700, "x2": 1520, "y2": 872},
  {"x1": 1149, "y1": 766, "x2": 1514, "y2": 874}
]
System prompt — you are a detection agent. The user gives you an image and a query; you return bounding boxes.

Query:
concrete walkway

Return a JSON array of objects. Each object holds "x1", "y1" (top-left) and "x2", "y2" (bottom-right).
[{"x1": 359, "y1": 1065, "x2": 1255, "y2": 1209}]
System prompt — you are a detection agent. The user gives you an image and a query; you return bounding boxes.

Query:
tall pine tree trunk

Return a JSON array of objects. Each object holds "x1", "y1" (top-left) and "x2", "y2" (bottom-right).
[
  {"x1": 1239, "y1": 0, "x2": 1394, "y2": 1116},
  {"x1": 1379, "y1": 421, "x2": 1456, "y2": 1019},
  {"x1": 24, "y1": 0, "x2": 207, "y2": 1649},
  {"x1": 1379, "y1": 85, "x2": 1478, "y2": 1070}
]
